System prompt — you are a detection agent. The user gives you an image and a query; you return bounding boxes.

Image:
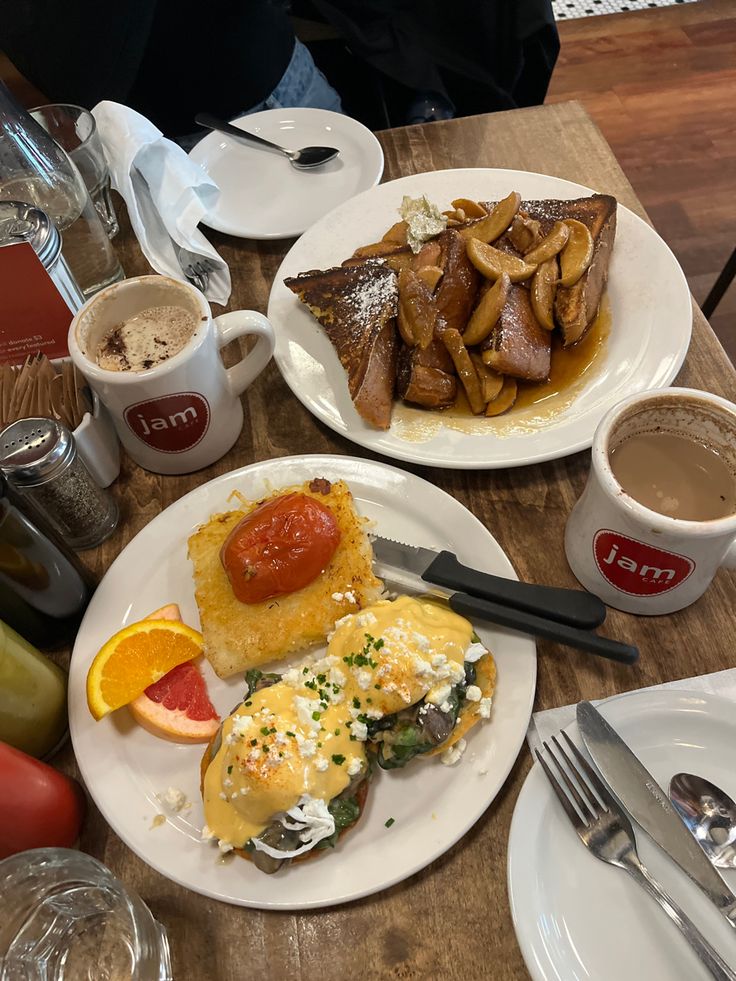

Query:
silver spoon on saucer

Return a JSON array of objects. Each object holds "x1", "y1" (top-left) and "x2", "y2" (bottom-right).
[
  {"x1": 669, "y1": 772, "x2": 736, "y2": 869},
  {"x1": 195, "y1": 113, "x2": 339, "y2": 170}
]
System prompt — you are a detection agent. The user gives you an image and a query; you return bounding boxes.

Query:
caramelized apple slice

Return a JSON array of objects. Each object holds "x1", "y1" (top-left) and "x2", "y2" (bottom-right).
[
  {"x1": 559, "y1": 219, "x2": 594, "y2": 287},
  {"x1": 459, "y1": 191, "x2": 521, "y2": 244},
  {"x1": 415, "y1": 265, "x2": 444, "y2": 291},
  {"x1": 412, "y1": 240, "x2": 442, "y2": 271},
  {"x1": 462, "y1": 272, "x2": 511, "y2": 345},
  {"x1": 508, "y1": 214, "x2": 543, "y2": 254},
  {"x1": 484, "y1": 376, "x2": 518, "y2": 416},
  {"x1": 470, "y1": 352, "x2": 504, "y2": 403},
  {"x1": 440, "y1": 328, "x2": 485, "y2": 414},
  {"x1": 466, "y1": 238, "x2": 537, "y2": 283},
  {"x1": 382, "y1": 220, "x2": 409, "y2": 245},
  {"x1": 353, "y1": 241, "x2": 406, "y2": 259},
  {"x1": 524, "y1": 221, "x2": 570, "y2": 265},
  {"x1": 398, "y1": 268, "x2": 436, "y2": 349},
  {"x1": 451, "y1": 198, "x2": 487, "y2": 219},
  {"x1": 530, "y1": 257, "x2": 559, "y2": 331}
]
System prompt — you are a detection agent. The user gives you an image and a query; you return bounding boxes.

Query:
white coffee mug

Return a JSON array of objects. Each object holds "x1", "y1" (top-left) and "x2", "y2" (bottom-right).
[
  {"x1": 68, "y1": 275, "x2": 275, "y2": 474},
  {"x1": 565, "y1": 387, "x2": 736, "y2": 615}
]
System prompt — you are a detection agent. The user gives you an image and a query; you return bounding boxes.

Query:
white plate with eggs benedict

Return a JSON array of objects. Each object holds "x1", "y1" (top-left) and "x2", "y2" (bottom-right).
[{"x1": 68, "y1": 454, "x2": 536, "y2": 909}]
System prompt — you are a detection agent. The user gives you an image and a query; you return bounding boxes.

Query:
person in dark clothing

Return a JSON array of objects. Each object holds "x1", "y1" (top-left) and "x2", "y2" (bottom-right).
[
  {"x1": 301, "y1": 0, "x2": 559, "y2": 126},
  {"x1": 1, "y1": 0, "x2": 342, "y2": 138}
]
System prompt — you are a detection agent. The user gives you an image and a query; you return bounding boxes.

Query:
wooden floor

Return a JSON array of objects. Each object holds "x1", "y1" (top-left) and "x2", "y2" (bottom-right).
[{"x1": 547, "y1": 0, "x2": 736, "y2": 364}]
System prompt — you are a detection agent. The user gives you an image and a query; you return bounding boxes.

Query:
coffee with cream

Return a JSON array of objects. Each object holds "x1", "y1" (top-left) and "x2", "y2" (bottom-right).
[
  {"x1": 609, "y1": 431, "x2": 736, "y2": 521},
  {"x1": 96, "y1": 305, "x2": 197, "y2": 372}
]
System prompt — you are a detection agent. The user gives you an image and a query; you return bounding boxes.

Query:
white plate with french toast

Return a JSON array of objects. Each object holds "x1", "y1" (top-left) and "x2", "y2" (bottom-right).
[
  {"x1": 68, "y1": 455, "x2": 536, "y2": 909},
  {"x1": 268, "y1": 168, "x2": 691, "y2": 469}
]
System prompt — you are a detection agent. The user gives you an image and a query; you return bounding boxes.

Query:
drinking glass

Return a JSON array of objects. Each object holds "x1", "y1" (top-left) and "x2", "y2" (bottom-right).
[
  {"x1": 0, "y1": 848, "x2": 172, "y2": 981},
  {"x1": 30, "y1": 104, "x2": 119, "y2": 238}
]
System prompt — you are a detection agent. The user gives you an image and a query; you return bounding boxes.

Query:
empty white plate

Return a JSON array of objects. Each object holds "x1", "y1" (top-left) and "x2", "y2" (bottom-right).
[{"x1": 189, "y1": 108, "x2": 384, "y2": 239}]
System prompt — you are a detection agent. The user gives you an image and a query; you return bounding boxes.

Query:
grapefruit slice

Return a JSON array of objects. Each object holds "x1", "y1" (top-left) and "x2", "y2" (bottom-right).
[{"x1": 128, "y1": 662, "x2": 220, "y2": 743}]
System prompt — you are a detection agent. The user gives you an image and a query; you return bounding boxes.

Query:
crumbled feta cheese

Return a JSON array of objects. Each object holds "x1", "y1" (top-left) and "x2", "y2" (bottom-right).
[
  {"x1": 465, "y1": 685, "x2": 482, "y2": 702},
  {"x1": 478, "y1": 697, "x2": 493, "y2": 719},
  {"x1": 295, "y1": 733, "x2": 317, "y2": 758},
  {"x1": 281, "y1": 668, "x2": 302, "y2": 687},
  {"x1": 426, "y1": 683, "x2": 452, "y2": 706},
  {"x1": 218, "y1": 839, "x2": 234, "y2": 854},
  {"x1": 412, "y1": 631, "x2": 430, "y2": 652},
  {"x1": 356, "y1": 669, "x2": 372, "y2": 690},
  {"x1": 331, "y1": 592, "x2": 344, "y2": 602},
  {"x1": 161, "y1": 786, "x2": 187, "y2": 812},
  {"x1": 464, "y1": 642, "x2": 486, "y2": 663},
  {"x1": 223, "y1": 778, "x2": 233, "y2": 788},
  {"x1": 344, "y1": 589, "x2": 356, "y2": 604},
  {"x1": 440, "y1": 700, "x2": 452, "y2": 714},
  {"x1": 294, "y1": 696, "x2": 322, "y2": 731},
  {"x1": 230, "y1": 715, "x2": 254, "y2": 738},
  {"x1": 240, "y1": 787, "x2": 250, "y2": 796},
  {"x1": 441, "y1": 738, "x2": 467, "y2": 766},
  {"x1": 476, "y1": 763, "x2": 488, "y2": 775},
  {"x1": 347, "y1": 756, "x2": 362, "y2": 776},
  {"x1": 351, "y1": 720, "x2": 368, "y2": 741},
  {"x1": 219, "y1": 791, "x2": 228, "y2": 801},
  {"x1": 200, "y1": 824, "x2": 215, "y2": 842},
  {"x1": 314, "y1": 755, "x2": 329, "y2": 772},
  {"x1": 431, "y1": 652, "x2": 448, "y2": 669},
  {"x1": 356, "y1": 611, "x2": 378, "y2": 628},
  {"x1": 448, "y1": 661, "x2": 466, "y2": 683}
]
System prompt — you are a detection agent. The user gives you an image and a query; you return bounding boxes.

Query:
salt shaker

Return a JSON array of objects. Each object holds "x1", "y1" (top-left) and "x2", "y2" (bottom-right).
[{"x1": 0, "y1": 418, "x2": 118, "y2": 549}]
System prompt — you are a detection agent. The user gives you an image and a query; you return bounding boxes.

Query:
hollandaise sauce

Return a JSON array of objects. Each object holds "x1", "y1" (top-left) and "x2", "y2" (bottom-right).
[
  {"x1": 203, "y1": 690, "x2": 364, "y2": 852},
  {"x1": 202, "y1": 596, "x2": 487, "y2": 859}
]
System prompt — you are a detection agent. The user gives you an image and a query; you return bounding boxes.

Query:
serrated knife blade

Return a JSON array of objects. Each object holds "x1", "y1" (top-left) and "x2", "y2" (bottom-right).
[{"x1": 577, "y1": 700, "x2": 736, "y2": 928}]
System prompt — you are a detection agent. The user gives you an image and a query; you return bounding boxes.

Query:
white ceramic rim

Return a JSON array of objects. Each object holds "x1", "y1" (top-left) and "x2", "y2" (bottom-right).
[
  {"x1": 592, "y1": 386, "x2": 736, "y2": 536},
  {"x1": 68, "y1": 275, "x2": 210, "y2": 384},
  {"x1": 268, "y1": 166, "x2": 693, "y2": 469},
  {"x1": 68, "y1": 453, "x2": 537, "y2": 909}
]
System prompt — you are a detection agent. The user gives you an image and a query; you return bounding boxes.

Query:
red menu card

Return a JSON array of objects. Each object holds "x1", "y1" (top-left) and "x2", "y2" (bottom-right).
[{"x1": 0, "y1": 242, "x2": 74, "y2": 363}]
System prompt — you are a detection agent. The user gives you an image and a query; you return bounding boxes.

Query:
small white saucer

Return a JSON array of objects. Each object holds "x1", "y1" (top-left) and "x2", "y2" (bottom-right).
[{"x1": 189, "y1": 108, "x2": 384, "y2": 240}]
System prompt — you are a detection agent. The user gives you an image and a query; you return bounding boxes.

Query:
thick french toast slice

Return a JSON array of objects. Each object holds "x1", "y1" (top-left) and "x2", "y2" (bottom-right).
[
  {"x1": 518, "y1": 195, "x2": 617, "y2": 346},
  {"x1": 285, "y1": 262, "x2": 399, "y2": 429},
  {"x1": 480, "y1": 284, "x2": 551, "y2": 381}
]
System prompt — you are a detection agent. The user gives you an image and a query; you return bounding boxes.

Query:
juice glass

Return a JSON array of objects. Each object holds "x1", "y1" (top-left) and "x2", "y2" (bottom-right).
[{"x1": 0, "y1": 620, "x2": 67, "y2": 757}]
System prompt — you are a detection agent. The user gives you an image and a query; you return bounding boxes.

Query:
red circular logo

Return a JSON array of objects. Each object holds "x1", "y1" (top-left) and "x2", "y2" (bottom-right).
[
  {"x1": 593, "y1": 530, "x2": 695, "y2": 596},
  {"x1": 124, "y1": 392, "x2": 210, "y2": 453}
]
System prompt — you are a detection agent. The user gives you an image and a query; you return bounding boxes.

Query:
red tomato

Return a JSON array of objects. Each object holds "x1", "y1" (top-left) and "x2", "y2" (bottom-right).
[
  {"x1": 220, "y1": 492, "x2": 341, "y2": 603},
  {"x1": 0, "y1": 742, "x2": 86, "y2": 859}
]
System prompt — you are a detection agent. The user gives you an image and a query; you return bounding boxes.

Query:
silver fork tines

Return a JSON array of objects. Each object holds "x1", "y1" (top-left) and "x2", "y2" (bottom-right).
[{"x1": 538, "y1": 732, "x2": 736, "y2": 981}]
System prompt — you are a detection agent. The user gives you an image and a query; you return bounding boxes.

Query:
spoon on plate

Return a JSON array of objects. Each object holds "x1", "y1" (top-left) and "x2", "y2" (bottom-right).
[
  {"x1": 669, "y1": 772, "x2": 736, "y2": 869},
  {"x1": 195, "y1": 113, "x2": 340, "y2": 170}
]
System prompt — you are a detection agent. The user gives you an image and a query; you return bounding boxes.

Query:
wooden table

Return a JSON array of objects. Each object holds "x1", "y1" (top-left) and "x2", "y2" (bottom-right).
[{"x1": 60, "y1": 100, "x2": 736, "y2": 981}]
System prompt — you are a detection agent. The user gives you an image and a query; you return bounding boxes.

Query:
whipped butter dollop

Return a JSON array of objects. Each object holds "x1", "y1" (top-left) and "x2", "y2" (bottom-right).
[{"x1": 399, "y1": 195, "x2": 448, "y2": 253}]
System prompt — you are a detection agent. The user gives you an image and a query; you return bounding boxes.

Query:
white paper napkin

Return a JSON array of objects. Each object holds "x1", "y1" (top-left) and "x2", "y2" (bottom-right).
[
  {"x1": 527, "y1": 668, "x2": 736, "y2": 756},
  {"x1": 91, "y1": 101, "x2": 231, "y2": 305}
]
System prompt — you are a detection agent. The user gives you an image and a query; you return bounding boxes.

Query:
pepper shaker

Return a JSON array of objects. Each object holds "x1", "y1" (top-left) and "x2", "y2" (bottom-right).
[{"x1": 0, "y1": 418, "x2": 118, "y2": 549}]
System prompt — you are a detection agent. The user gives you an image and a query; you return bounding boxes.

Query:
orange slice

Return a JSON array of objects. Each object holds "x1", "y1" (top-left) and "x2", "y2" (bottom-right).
[{"x1": 86, "y1": 619, "x2": 203, "y2": 720}]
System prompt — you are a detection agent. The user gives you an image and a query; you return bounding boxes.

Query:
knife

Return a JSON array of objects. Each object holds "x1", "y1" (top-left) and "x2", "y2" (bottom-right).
[
  {"x1": 577, "y1": 700, "x2": 736, "y2": 929},
  {"x1": 373, "y1": 538, "x2": 638, "y2": 665},
  {"x1": 372, "y1": 535, "x2": 606, "y2": 629}
]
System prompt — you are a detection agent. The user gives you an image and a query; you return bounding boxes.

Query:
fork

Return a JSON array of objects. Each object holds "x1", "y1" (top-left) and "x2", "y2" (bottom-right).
[
  {"x1": 172, "y1": 243, "x2": 217, "y2": 294},
  {"x1": 537, "y1": 730, "x2": 736, "y2": 981}
]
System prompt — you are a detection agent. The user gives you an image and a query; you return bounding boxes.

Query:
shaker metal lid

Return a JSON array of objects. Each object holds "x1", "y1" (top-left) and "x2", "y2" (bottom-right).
[
  {"x1": 0, "y1": 201, "x2": 61, "y2": 267},
  {"x1": 0, "y1": 417, "x2": 75, "y2": 485}
]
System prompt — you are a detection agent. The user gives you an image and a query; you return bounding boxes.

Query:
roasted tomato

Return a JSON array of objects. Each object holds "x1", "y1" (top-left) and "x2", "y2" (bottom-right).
[
  {"x1": 0, "y1": 742, "x2": 86, "y2": 859},
  {"x1": 221, "y1": 493, "x2": 341, "y2": 603}
]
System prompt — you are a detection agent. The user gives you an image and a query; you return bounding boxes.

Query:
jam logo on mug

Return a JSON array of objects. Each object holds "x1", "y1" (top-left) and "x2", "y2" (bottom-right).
[
  {"x1": 593, "y1": 530, "x2": 695, "y2": 596},
  {"x1": 124, "y1": 393, "x2": 210, "y2": 453}
]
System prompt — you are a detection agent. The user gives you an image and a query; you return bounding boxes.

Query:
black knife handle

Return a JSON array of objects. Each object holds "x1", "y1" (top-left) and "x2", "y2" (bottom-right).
[
  {"x1": 448, "y1": 592, "x2": 638, "y2": 664},
  {"x1": 426, "y1": 550, "x2": 606, "y2": 630}
]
